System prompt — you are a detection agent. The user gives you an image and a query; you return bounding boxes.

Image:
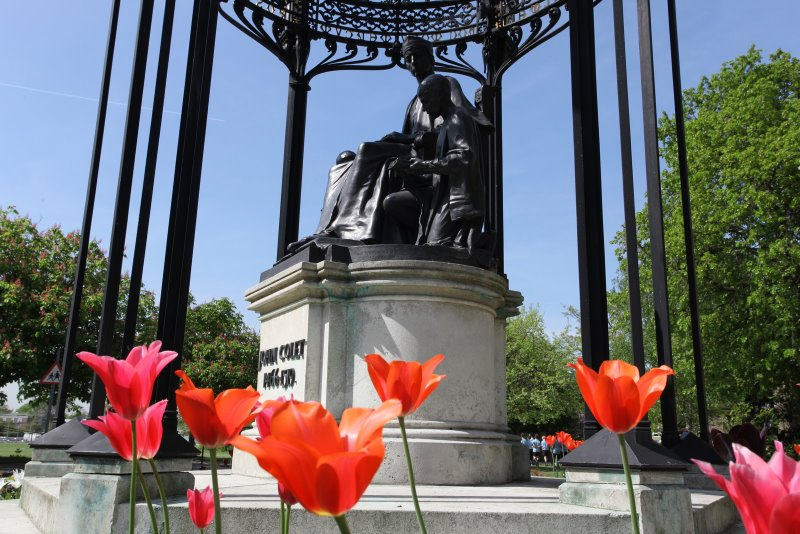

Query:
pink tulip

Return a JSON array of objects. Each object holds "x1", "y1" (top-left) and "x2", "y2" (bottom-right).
[
  {"x1": 78, "y1": 341, "x2": 177, "y2": 420},
  {"x1": 255, "y1": 397, "x2": 287, "y2": 439},
  {"x1": 693, "y1": 441, "x2": 800, "y2": 533},
  {"x1": 187, "y1": 486, "x2": 219, "y2": 530},
  {"x1": 83, "y1": 400, "x2": 167, "y2": 461}
]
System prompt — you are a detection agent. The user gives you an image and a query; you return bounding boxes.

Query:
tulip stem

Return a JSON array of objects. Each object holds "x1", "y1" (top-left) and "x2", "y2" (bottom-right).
[
  {"x1": 148, "y1": 458, "x2": 171, "y2": 534},
  {"x1": 137, "y1": 463, "x2": 158, "y2": 534},
  {"x1": 280, "y1": 501, "x2": 286, "y2": 534},
  {"x1": 285, "y1": 504, "x2": 292, "y2": 534},
  {"x1": 617, "y1": 433, "x2": 640, "y2": 534},
  {"x1": 130, "y1": 420, "x2": 138, "y2": 534},
  {"x1": 399, "y1": 416, "x2": 427, "y2": 534},
  {"x1": 210, "y1": 448, "x2": 222, "y2": 534},
  {"x1": 333, "y1": 514, "x2": 351, "y2": 534}
]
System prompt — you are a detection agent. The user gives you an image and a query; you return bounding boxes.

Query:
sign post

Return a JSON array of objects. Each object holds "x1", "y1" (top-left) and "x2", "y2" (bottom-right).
[{"x1": 40, "y1": 353, "x2": 63, "y2": 434}]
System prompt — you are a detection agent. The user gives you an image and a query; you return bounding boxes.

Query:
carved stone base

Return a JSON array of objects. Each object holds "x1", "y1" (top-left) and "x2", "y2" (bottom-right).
[{"x1": 234, "y1": 255, "x2": 523, "y2": 485}]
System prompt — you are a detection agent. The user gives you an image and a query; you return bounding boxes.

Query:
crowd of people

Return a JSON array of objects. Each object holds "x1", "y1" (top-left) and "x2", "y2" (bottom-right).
[{"x1": 519, "y1": 432, "x2": 583, "y2": 467}]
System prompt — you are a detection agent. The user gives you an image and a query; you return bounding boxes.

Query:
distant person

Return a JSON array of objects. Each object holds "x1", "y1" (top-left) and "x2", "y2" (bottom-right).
[
  {"x1": 530, "y1": 434, "x2": 542, "y2": 466},
  {"x1": 541, "y1": 435, "x2": 550, "y2": 464}
]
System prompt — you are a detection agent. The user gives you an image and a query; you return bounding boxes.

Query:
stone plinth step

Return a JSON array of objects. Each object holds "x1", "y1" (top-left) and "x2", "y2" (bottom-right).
[{"x1": 19, "y1": 471, "x2": 738, "y2": 534}]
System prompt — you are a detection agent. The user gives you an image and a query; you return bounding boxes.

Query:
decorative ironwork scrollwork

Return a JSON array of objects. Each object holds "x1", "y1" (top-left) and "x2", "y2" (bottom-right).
[{"x1": 219, "y1": 0, "x2": 577, "y2": 84}]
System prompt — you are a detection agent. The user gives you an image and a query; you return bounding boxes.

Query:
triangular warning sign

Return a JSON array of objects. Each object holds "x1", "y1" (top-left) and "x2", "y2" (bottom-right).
[{"x1": 40, "y1": 362, "x2": 62, "y2": 385}]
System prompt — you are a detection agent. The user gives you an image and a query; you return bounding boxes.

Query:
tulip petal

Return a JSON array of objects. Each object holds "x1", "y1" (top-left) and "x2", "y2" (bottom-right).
[
  {"x1": 339, "y1": 400, "x2": 402, "y2": 450},
  {"x1": 176, "y1": 387, "x2": 226, "y2": 448},
  {"x1": 386, "y1": 360, "x2": 422, "y2": 415},
  {"x1": 766, "y1": 441, "x2": 800, "y2": 493},
  {"x1": 692, "y1": 459, "x2": 755, "y2": 530},
  {"x1": 769, "y1": 493, "x2": 800, "y2": 534},
  {"x1": 83, "y1": 415, "x2": 133, "y2": 461},
  {"x1": 595, "y1": 373, "x2": 640, "y2": 433},
  {"x1": 599, "y1": 359, "x2": 640, "y2": 381},
  {"x1": 730, "y1": 462, "x2": 787, "y2": 534},
  {"x1": 365, "y1": 354, "x2": 391, "y2": 402},
  {"x1": 316, "y1": 450, "x2": 384, "y2": 517},
  {"x1": 233, "y1": 435, "x2": 322, "y2": 514},
  {"x1": 269, "y1": 401, "x2": 341, "y2": 456},
  {"x1": 567, "y1": 359, "x2": 600, "y2": 429},
  {"x1": 635, "y1": 366, "x2": 674, "y2": 422},
  {"x1": 214, "y1": 386, "x2": 261, "y2": 441},
  {"x1": 138, "y1": 400, "x2": 167, "y2": 459}
]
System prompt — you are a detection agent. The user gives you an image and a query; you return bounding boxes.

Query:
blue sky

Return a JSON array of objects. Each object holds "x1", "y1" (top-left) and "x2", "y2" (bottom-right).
[{"x1": 1, "y1": 0, "x2": 798, "y2": 349}]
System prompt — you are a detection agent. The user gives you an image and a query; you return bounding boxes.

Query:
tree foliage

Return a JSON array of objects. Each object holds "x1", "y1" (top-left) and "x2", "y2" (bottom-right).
[
  {"x1": 0, "y1": 206, "x2": 259, "y2": 404},
  {"x1": 608, "y1": 48, "x2": 800, "y2": 440},
  {"x1": 506, "y1": 307, "x2": 583, "y2": 434},
  {"x1": 182, "y1": 298, "x2": 259, "y2": 392}
]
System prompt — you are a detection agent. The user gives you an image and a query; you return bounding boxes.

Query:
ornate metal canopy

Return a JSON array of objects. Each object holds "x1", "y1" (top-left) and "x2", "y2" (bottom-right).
[{"x1": 219, "y1": 0, "x2": 570, "y2": 84}]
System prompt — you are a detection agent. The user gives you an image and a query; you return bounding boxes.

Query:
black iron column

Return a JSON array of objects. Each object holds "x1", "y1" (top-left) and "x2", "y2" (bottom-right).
[
  {"x1": 153, "y1": 0, "x2": 219, "y2": 454},
  {"x1": 276, "y1": 73, "x2": 310, "y2": 260},
  {"x1": 55, "y1": 0, "x2": 122, "y2": 427},
  {"x1": 667, "y1": 0, "x2": 709, "y2": 443},
  {"x1": 122, "y1": 0, "x2": 177, "y2": 353},
  {"x1": 567, "y1": 0, "x2": 609, "y2": 438},
  {"x1": 613, "y1": 0, "x2": 646, "y2": 374},
  {"x1": 88, "y1": 0, "x2": 156, "y2": 420},
  {"x1": 636, "y1": 0, "x2": 679, "y2": 447},
  {"x1": 491, "y1": 85, "x2": 505, "y2": 275}
]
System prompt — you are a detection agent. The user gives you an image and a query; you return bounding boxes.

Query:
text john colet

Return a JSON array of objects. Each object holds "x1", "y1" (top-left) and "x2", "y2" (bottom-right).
[{"x1": 259, "y1": 339, "x2": 306, "y2": 390}]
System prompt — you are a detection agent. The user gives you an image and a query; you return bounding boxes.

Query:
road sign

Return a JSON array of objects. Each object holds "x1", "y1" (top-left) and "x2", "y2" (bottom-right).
[{"x1": 39, "y1": 362, "x2": 62, "y2": 385}]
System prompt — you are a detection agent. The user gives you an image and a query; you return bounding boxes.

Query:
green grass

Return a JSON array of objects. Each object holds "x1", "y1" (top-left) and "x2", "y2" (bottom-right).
[
  {"x1": 0, "y1": 442, "x2": 32, "y2": 464},
  {"x1": 195, "y1": 445, "x2": 233, "y2": 464}
]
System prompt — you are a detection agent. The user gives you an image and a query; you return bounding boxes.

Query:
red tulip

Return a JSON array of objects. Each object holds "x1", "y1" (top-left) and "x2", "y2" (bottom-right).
[
  {"x1": 364, "y1": 353, "x2": 445, "y2": 416},
  {"x1": 794, "y1": 445, "x2": 800, "y2": 457},
  {"x1": 568, "y1": 358, "x2": 674, "y2": 434},
  {"x1": 83, "y1": 400, "x2": 167, "y2": 461},
  {"x1": 231, "y1": 398, "x2": 402, "y2": 517},
  {"x1": 77, "y1": 341, "x2": 177, "y2": 420},
  {"x1": 555, "y1": 431, "x2": 572, "y2": 445},
  {"x1": 187, "y1": 486, "x2": 219, "y2": 530},
  {"x1": 175, "y1": 370, "x2": 262, "y2": 448},
  {"x1": 544, "y1": 435, "x2": 556, "y2": 448},
  {"x1": 694, "y1": 441, "x2": 800, "y2": 534},
  {"x1": 278, "y1": 481, "x2": 298, "y2": 506}
]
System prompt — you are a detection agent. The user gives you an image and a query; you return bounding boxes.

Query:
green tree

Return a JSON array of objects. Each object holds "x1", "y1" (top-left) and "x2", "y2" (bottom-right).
[
  {"x1": 182, "y1": 297, "x2": 259, "y2": 392},
  {"x1": 506, "y1": 307, "x2": 583, "y2": 434},
  {"x1": 0, "y1": 206, "x2": 158, "y2": 404},
  {"x1": 608, "y1": 48, "x2": 800, "y2": 440}
]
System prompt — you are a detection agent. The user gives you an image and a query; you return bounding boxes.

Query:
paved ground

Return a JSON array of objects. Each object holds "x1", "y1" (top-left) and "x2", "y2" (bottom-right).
[{"x1": 0, "y1": 500, "x2": 39, "y2": 533}]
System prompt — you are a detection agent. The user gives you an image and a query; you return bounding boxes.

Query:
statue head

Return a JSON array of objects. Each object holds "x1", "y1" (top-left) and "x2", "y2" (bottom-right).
[
  {"x1": 402, "y1": 36, "x2": 435, "y2": 81},
  {"x1": 418, "y1": 74, "x2": 452, "y2": 119}
]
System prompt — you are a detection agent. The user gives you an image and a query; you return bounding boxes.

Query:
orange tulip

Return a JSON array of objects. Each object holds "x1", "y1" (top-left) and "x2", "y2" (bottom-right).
[
  {"x1": 568, "y1": 358, "x2": 674, "y2": 434},
  {"x1": 544, "y1": 435, "x2": 556, "y2": 448},
  {"x1": 174, "y1": 370, "x2": 262, "y2": 448},
  {"x1": 364, "y1": 353, "x2": 445, "y2": 415},
  {"x1": 794, "y1": 444, "x2": 800, "y2": 456},
  {"x1": 231, "y1": 398, "x2": 402, "y2": 517},
  {"x1": 555, "y1": 431, "x2": 572, "y2": 444}
]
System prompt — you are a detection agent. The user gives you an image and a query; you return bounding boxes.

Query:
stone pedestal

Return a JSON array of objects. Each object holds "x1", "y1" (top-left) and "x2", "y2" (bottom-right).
[
  {"x1": 233, "y1": 256, "x2": 524, "y2": 485},
  {"x1": 52, "y1": 457, "x2": 193, "y2": 534},
  {"x1": 560, "y1": 468, "x2": 694, "y2": 534},
  {"x1": 25, "y1": 419, "x2": 90, "y2": 478}
]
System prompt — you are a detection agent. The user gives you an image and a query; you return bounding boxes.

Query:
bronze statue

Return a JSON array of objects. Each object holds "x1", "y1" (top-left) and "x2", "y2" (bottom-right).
[
  {"x1": 389, "y1": 75, "x2": 485, "y2": 248},
  {"x1": 288, "y1": 36, "x2": 491, "y2": 252}
]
